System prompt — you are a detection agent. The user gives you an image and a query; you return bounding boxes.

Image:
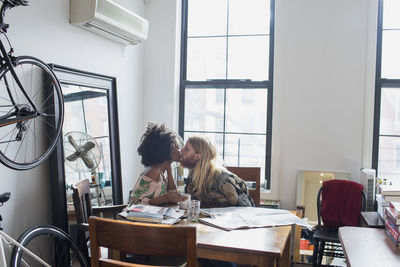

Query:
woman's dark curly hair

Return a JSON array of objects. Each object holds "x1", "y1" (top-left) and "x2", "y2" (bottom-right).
[{"x1": 137, "y1": 122, "x2": 180, "y2": 166}]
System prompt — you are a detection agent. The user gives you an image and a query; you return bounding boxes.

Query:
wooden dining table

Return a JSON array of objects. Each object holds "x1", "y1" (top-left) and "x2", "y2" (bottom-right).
[
  {"x1": 179, "y1": 220, "x2": 292, "y2": 267},
  {"x1": 117, "y1": 207, "x2": 293, "y2": 267},
  {"x1": 339, "y1": 226, "x2": 400, "y2": 267}
]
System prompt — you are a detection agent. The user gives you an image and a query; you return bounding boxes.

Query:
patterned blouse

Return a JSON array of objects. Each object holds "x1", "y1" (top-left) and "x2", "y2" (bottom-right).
[{"x1": 129, "y1": 170, "x2": 167, "y2": 205}]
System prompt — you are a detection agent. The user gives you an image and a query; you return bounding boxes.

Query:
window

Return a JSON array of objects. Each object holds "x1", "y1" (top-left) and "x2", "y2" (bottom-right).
[
  {"x1": 179, "y1": 0, "x2": 274, "y2": 189},
  {"x1": 373, "y1": 0, "x2": 400, "y2": 185}
]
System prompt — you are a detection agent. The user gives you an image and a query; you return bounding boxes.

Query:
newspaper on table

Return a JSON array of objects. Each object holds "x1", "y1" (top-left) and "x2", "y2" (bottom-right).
[
  {"x1": 119, "y1": 204, "x2": 184, "y2": 225},
  {"x1": 199, "y1": 207, "x2": 311, "y2": 231}
]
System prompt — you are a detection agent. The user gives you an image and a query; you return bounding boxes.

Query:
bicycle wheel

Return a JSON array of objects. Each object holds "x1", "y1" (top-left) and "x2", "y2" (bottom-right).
[
  {"x1": 9, "y1": 225, "x2": 87, "y2": 267},
  {"x1": 0, "y1": 56, "x2": 64, "y2": 170}
]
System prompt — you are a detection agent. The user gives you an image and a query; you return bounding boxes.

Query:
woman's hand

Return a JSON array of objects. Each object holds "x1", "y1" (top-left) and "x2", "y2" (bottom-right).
[
  {"x1": 165, "y1": 190, "x2": 188, "y2": 204},
  {"x1": 165, "y1": 163, "x2": 177, "y2": 191}
]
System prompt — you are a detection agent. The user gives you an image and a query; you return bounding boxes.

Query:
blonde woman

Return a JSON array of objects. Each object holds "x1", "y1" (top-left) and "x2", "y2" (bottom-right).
[{"x1": 181, "y1": 136, "x2": 254, "y2": 208}]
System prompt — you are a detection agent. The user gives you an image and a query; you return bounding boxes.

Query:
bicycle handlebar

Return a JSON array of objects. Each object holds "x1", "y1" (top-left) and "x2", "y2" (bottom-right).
[
  {"x1": 0, "y1": 192, "x2": 10, "y2": 205},
  {"x1": 3, "y1": 0, "x2": 29, "y2": 7},
  {"x1": 0, "y1": 0, "x2": 29, "y2": 33}
]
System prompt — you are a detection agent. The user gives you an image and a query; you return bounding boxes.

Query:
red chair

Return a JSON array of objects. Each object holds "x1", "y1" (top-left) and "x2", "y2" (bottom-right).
[{"x1": 312, "y1": 179, "x2": 366, "y2": 266}]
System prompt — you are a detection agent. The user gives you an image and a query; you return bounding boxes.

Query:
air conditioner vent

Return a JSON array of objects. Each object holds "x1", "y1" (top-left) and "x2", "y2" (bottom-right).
[
  {"x1": 70, "y1": 0, "x2": 148, "y2": 45},
  {"x1": 96, "y1": 0, "x2": 147, "y2": 34}
]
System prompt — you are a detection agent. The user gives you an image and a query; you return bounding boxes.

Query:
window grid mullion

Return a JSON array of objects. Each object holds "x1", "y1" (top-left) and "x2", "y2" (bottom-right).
[
  {"x1": 222, "y1": 0, "x2": 230, "y2": 161},
  {"x1": 184, "y1": 130, "x2": 267, "y2": 136},
  {"x1": 379, "y1": 134, "x2": 400, "y2": 138},
  {"x1": 187, "y1": 33, "x2": 270, "y2": 38},
  {"x1": 183, "y1": 80, "x2": 270, "y2": 88}
]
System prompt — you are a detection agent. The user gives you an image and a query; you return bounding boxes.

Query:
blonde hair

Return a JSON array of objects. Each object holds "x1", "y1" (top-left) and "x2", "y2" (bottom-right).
[{"x1": 188, "y1": 136, "x2": 222, "y2": 200}]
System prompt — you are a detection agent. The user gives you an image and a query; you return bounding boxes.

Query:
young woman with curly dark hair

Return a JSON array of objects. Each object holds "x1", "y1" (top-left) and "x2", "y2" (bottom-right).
[{"x1": 129, "y1": 122, "x2": 187, "y2": 205}]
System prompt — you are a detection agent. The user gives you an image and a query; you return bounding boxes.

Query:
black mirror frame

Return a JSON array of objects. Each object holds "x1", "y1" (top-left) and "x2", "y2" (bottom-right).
[{"x1": 49, "y1": 64, "x2": 122, "y2": 233}]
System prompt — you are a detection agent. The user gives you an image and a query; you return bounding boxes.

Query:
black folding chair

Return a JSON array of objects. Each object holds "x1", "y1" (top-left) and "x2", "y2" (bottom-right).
[{"x1": 312, "y1": 180, "x2": 366, "y2": 266}]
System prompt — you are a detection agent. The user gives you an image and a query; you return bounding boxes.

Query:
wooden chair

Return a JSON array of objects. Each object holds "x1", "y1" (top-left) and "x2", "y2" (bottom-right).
[
  {"x1": 225, "y1": 166, "x2": 261, "y2": 207},
  {"x1": 72, "y1": 179, "x2": 127, "y2": 262},
  {"x1": 89, "y1": 216, "x2": 197, "y2": 267}
]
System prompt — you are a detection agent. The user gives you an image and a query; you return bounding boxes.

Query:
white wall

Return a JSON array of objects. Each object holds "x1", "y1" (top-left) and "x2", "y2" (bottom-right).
[
  {"x1": 143, "y1": 0, "x2": 378, "y2": 209},
  {"x1": 272, "y1": 0, "x2": 377, "y2": 208},
  {"x1": 1, "y1": 0, "x2": 144, "y2": 244},
  {"x1": 143, "y1": 0, "x2": 181, "y2": 132}
]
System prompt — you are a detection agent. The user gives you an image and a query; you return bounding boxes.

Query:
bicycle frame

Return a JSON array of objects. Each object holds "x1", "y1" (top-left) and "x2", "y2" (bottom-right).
[
  {"x1": 0, "y1": 39, "x2": 40, "y2": 128},
  {"x1": 0, "y1": 1, "x2": 39, "y2": 129},
  {"x1": 0, "y1": 229, "x2": 51, "y2": 267}
]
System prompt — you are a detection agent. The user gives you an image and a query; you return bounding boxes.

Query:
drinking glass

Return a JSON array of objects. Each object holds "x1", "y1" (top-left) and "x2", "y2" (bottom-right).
[
  {"x1": 188, "y1": 200, "x2": 201, "y2": 222},
  {"x1": 179, "y1": 193, "x2": 191, "y2": 210}
]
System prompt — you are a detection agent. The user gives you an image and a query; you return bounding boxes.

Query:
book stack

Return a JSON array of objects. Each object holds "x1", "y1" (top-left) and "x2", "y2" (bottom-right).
[
  {"x1": 384, "y1": 201, "x2": 400, "y2": 247},
  {"x1": 119, "y1": 204, "x2": 185, "y2": 224},
  {"x1": 260, "y1": 199, "x2": 280, "y2": 209},
  {"x1": 377, "y1": 185, "x2": 400, "y2": 220},
  {"x1": 378, "y1": 185, "x2": 400, "y2": 202},
  {"x1": 126, "y1": 204, "x2": 164, "y2": 223},
  {"x1": 127, "y1": 212, "x2": 164, "y2": 223},
  {"x1": 376, "y1": 194, "x2": 390, "y2": 219}
]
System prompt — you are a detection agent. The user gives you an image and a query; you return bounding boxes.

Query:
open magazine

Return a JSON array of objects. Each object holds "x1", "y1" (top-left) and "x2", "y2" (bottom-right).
[
  {"x1": 119, "y1": 204, "x2": 185, "y2": 225},
  {"x1": 199, "y1": 207, "x2": 312, "y2": 231}
]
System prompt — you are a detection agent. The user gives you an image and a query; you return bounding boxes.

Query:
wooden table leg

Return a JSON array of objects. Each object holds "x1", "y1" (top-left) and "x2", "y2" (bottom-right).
[
  {"x1": 258, "y1": 256, "x2": 276, "y2": 267},
  {"x1": 293, "y1": 225, "x2": 301, "y2": 262},
  {"x1": 277, "y1": 230, "x2": 291, "y2": 267}
]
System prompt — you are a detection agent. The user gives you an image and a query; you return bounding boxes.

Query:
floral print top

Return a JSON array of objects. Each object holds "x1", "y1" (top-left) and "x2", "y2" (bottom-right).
[{"x1": 129, "y1": 171, "x2": 167, "y2": 205}]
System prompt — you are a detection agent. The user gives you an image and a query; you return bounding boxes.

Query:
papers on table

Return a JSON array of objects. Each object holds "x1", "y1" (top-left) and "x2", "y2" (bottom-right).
[
  {"x1": 119, "y1": 204, "x2": 185, "y2": 225},
  {"x1": 199, "y1": 207, "x2": 312, "y2": 231}
]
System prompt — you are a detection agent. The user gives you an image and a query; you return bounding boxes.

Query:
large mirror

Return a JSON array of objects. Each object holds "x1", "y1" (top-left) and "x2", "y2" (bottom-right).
[
  {"x1": 296, "y1": 170, "x2": 350, "y2": 224},
  {"x1": 49, "y1": 65, "x2": 122, "y2": 233}
]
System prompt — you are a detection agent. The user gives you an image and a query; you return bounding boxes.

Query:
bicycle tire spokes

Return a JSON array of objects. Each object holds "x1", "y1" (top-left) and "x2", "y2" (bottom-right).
[
  {"x1": 16, "y1": 233, "x2": 76, "y2": 267},
  {"x1": 10, "y1": 225, "x2": 87, "y2": 267},
  {"x1": 0, "y1": 56, "x2": 63, "y2": 170}
]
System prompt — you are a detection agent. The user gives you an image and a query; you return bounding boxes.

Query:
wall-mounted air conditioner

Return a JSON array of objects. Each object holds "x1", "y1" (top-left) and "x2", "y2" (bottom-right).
[{"x1": 70, "y1": 0, "x2": 148, "y2": 45}]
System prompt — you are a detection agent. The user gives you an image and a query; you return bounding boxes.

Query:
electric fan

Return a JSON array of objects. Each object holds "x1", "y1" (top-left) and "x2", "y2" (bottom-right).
[
  {"x1": 64, "y1": 131, "x2": 106, "y2": 206},
  {"x1": 63, "y1": 131, "x2": 102, "y2": 173}
]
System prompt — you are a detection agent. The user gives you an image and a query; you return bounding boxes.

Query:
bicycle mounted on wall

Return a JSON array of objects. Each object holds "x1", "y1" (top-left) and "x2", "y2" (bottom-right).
[
  {"x1": 0, "y1": 1, "x2": 87, "y2": 266},
  {"x1": 0, "y1": 0, "x2": 64, "y2": 170}
]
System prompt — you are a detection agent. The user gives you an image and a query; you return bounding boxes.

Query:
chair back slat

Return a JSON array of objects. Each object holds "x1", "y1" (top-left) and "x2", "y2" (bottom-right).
[
  {"x1": 73, "y1": 179, "x2": 93, "y2": 225},
  {"x1": 89, "y1": 217, "x2": 197, "y2": 267}
]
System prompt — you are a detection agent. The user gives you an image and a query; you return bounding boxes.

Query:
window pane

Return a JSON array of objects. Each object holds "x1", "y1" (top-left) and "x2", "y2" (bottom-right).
[
  {"x1": 187, "y1": 37, "x2": 226, "y2": 80},
  {"x1": 227, "y1": 36, "x2": 269, "y2": 80},
  {"x1": 183, "y1": 131, "x2": 224, "y2": 160},
  {"x1": 224, "y1": 134, "x2": 266, "y2": 178},
  {"x1": 383, "y1": 0, "x2": 400, "y2": 29},
  {"x1": 84, "y1": 90, "x2": 109, "y2": 138},
  {"x1": 229, "y1": 0, "x2": 270, "y2": 35},
  {"x1": 380, "y1": 87, "x2": 400, "y2": 135},
  {"x1": 184, "y1": 88, "x2": 224, "y2": 132},
  {"x1": 188, "y1": 0, "x2": 227, "y2": 37},
  {"x1": 96, "y1": 137, "x2": 112, "y2": 186},
  {"x1": 63, "y1": 86, "x2": 86, "y2": 134},
  {"x1": 382, "y1": 30, "x2": 400, "y2": 79},
  {"x1": 378, "y1": 136, "x2": 400, "y2": 186},
  {"x1": 225, "y1": 89, "x2": 267, "y2": 133}
]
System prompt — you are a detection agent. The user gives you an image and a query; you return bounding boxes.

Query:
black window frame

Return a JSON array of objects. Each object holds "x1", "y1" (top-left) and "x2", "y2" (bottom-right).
[
  {"x1": 178, "y1": 0, "x2": 275, "y2": 189},
  {"x1": 372, "y1": 0, "x2": 400, "y2": 176}
]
